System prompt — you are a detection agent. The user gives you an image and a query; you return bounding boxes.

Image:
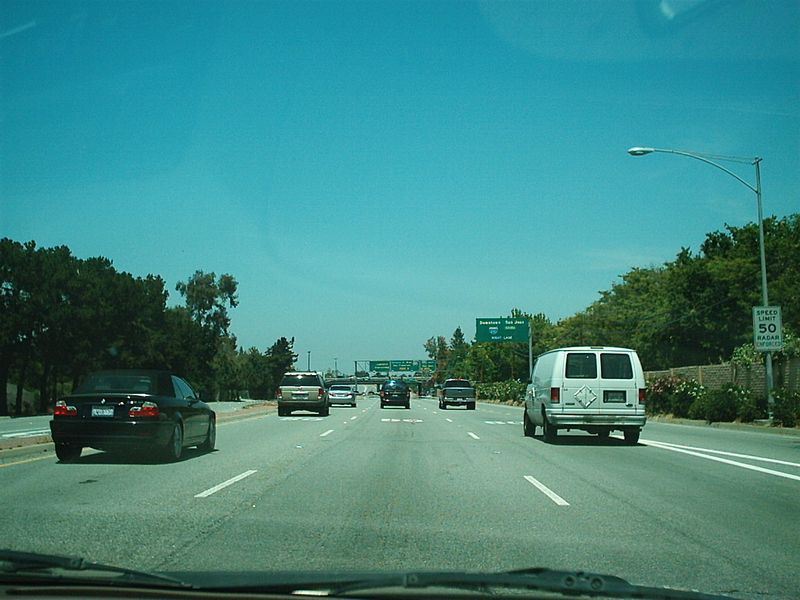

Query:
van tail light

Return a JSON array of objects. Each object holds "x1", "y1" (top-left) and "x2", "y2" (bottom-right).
[
  {"x1": 550, "y1": 388, "x2": 560, "y2": 403},
  {"x1": 638, "y1": 388, "x2": 646, "y2": 404},
  {"x1": 54, "y1": 400, "x2": 78, "y2": 416},
  {"x1": 277, "y1": 387, "x2": 282, "y2": 398},
  {"x1": 129, "y1": 401, "x2": 159, "y2": 418},
  {"x1": 318, "y1": 388, "x2": 324, "y2": 399}
]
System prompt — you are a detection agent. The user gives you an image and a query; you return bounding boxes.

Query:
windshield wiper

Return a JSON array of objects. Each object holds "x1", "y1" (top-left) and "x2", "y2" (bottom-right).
[
  {"x1": 326, "y1": 568, "x2": 738, "y2": 599},
  {"x1": 0, "y1": 550, "x2": 190, "y2": 589},
  {"x1": 192, "y1": 568, "x2": 740, "y2": 599}
]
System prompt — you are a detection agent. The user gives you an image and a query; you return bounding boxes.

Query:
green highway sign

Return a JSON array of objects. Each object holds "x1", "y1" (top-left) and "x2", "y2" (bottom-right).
[
  {"x1": 475, "y1": 318, "x2": 529, "y2": 342},
  {"x1": 391, "y1": 360, "x2": 417, "y2": 371},
  {"x1": 369, "y1": 360, "x2": 437, "y2": 372}
]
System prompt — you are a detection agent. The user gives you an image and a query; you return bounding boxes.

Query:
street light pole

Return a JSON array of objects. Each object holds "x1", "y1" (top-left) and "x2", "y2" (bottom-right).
[{"x1": 627, "y1": 147, "x2": 774, "y2": 412}]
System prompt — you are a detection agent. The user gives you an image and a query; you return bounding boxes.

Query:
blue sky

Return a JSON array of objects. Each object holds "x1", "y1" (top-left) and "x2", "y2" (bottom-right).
[{"x1": 2, "y1": 1, "x2": 799, "y2": 375}]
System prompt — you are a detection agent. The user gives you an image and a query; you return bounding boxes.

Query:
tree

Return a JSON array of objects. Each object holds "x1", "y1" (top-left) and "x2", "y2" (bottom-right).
[
  {"x1": 448, "y1": 327, "x2": 469, "y2": 377},
  {"x1": 212, "y1": 336, "x2": 242, "y2": 401},
  {"x1": 424, "y1": 335, "x2": 449, "y2": 384},
  {"x1": 175, "y1": 270, "x2": 239, "y2": 337},
  {"x1": 263, "y1": 337, "x2": 298, "y2": 397}
]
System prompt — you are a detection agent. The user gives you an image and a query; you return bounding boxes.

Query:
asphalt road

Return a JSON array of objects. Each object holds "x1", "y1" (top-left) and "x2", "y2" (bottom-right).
[{"x1": 1, "y1": 397, "x2": 798, "y2": 599}]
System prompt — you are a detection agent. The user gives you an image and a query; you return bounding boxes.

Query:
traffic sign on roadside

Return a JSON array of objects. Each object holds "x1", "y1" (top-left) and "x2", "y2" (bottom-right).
[{"x1": 753, "y1": 306, "x2": 783, "y2": 352}]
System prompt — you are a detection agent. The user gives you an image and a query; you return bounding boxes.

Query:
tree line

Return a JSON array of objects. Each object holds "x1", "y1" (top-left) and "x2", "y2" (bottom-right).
[
  {"x1": 426, "y1": 215, "x2": 800, "y2": 384},
  {"x1": 0, "y1": 239, "x2": 297, "y2": 416}
]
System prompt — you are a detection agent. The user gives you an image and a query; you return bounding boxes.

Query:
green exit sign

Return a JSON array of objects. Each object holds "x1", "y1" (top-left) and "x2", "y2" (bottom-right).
[{"x1": 475, "y1": 318, "x2": 529, "y2": 342}]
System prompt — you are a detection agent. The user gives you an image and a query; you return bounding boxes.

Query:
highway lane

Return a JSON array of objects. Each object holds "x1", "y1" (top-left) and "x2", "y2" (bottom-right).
[{"x1": 1, "y1": 397, "x2": 798, "y2": 599}]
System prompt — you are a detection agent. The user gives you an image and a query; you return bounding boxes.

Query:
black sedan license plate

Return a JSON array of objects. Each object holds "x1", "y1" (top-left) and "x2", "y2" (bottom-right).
[{"x1": 91, "y1": 406, "x2": 115, "y2": 417}]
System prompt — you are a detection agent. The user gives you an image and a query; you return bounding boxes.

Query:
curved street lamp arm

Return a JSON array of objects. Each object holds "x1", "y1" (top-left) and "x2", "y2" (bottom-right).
[{"x1": 629, "y1": 147, "x2": 760, "y2": 193}]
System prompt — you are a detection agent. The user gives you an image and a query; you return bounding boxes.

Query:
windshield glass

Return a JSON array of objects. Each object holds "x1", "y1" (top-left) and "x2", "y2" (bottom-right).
[
  {"x1": 2, "y1": 2, "x2": 799, "y2": 600},
  {"x1": 74, "y1": 373, "x2": 159, "y2": 395}
]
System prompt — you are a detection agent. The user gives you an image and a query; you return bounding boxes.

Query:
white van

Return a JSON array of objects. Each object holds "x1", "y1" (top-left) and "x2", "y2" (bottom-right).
[{"x1": 523, "y1": 346, "x2": 646, "y2": 444}]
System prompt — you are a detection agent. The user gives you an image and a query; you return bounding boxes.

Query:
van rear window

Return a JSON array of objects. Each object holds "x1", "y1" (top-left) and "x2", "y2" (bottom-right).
[
  {"x1": 600, "y1": 353, "x2": 633, "y2": 379},
  {"x1": 565, "y1": 353, "x2": 597, "y2": 378}
]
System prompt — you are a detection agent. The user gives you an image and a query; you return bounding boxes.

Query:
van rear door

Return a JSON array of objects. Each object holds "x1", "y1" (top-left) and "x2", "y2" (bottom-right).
[
  {"x1": 598, "y1": 352, "x2": 639, "y2": 412},
  {"x1": 561, "y1": 351, "x2": 601, "y2": 414}
]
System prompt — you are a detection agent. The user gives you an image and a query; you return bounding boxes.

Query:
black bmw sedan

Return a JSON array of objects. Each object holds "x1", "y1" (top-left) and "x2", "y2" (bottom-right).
[{"x1": 49, "y1": 370, "x2": 216, "y2": 463}]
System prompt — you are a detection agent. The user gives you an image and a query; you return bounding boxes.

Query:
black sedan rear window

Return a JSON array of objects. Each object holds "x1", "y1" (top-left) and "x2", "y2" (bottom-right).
[{"x1": 76, "y1": 374, "x2": 157, "y2": 394}]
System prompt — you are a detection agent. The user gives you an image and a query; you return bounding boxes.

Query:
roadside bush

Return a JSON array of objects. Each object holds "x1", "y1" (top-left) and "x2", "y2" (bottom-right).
[
  {"x1": 646, "y1": 376, "x2": 682, "y2": 415},
  {"x1": 646, "y1": 376, "x2": 705, "y2": 418},
  {"x1": 475, "y1": 380, "x2": 526, "y2": 405},
  {"x1": 737, "y1": 393, "x2": 767, "y2": 423},
  {"x1": 689, "y1": 384, "x2": 751, "y2": 423},
  {"x1": 772, "y1": 388, "x2": 800, "y2": 428}
]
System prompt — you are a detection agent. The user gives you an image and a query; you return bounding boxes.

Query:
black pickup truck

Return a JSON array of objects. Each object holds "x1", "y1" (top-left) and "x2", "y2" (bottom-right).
[{"x1": 438, "y1": 378, "x2": 476, "y2": 410}]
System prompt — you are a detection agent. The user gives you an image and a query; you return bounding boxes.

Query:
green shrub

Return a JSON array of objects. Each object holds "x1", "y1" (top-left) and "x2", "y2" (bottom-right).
[
  {"x1": 703, "y1": 386, "x2": 741, "y2": 422},
  {"x1": 688, "y1": 384, "x2": 758, "y2": 423},
  {"x1": 475, "y1": 380, "x2": 526, "y2": 405},
  {"x1": 646, "y1": 376, "x2": 682, "y2": 415},
  {"x1": 687, "y1": 396, "x2": 707, "y2": 420},
  {"x1": 737, "y1": 394, "x2": 767, "y2": 423},
  {"x1": 772, "y1": 388, "x2": 800, "y2": 428},
  {"x1": 670, "y1": 378, "x2": 706, "y2": 418}
]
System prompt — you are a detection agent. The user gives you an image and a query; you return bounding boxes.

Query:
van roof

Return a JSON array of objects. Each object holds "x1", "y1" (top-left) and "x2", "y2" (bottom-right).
[{"x1": 539, "y1": 346, "x2": 637, "y2": 354}]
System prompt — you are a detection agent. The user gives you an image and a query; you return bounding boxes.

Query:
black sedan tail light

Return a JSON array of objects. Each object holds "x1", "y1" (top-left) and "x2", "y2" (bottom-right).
[
  {"x1": 54, "y1": 400, "x2": 77, "y2": 416},
  {"x1": 128, "y1": 401, "x2": 160, "y2": 418}
]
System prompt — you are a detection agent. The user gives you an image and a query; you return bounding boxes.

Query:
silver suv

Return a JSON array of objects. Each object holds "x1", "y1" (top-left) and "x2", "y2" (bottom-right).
[{"x1": 277, "y1": 372, "x2": 329, "y2": 416}]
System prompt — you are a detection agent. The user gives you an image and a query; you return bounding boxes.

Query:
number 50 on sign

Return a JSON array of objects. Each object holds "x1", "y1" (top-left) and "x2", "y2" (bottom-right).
[{"x1": 752, "y1": 306, "x2": 783, "y2": 352}]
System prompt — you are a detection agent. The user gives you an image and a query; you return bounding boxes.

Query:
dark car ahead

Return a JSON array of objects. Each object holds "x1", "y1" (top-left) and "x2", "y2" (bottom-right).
[
  {"x1": 49, "y1": 370, "x2": 216, "y2": 463},
  {"x1": 380, "y1": 379, "x2": 410, "y2": 409}
]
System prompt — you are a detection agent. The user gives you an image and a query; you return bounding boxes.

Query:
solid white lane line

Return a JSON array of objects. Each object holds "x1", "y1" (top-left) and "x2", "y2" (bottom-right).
[
  {"x1": 641, "y1": 439, "x2": 800, "y2": 468},
  {"x1": 1, "y1": 429, "x2": 51, "y2": 439},
  {"x1": 320, "y1": 429, "x2": 335, "y2": 437},
  {"x1": 524, "y1": 476, "x2": 570, "y2": 506},
  {"x1": 195, "y1": 470, "x2": 257, "y2": 498},
  {"x1": 467, "y1": 432, "x2": 480, "y2": 439},
  {"x1": 643, "y1": 440, "x2": 800, "y2": 482}
]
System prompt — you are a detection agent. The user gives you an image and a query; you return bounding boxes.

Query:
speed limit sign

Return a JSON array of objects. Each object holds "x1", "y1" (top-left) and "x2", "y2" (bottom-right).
[{"x1": 753, "y1": 306, "x2": 783, "y2": 352}]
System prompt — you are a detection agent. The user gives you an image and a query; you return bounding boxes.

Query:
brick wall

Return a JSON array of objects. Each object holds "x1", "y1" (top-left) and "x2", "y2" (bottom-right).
[{"x1": 645, "y1": 356, "x2": 799, "y2": 395}]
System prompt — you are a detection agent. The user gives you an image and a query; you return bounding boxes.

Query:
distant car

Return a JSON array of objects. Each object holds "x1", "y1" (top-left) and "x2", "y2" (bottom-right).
[
  {"x1": 277, "y1": 371, "x2": 329, "y2": 416},
  {"x1": 328, "y1": 384, "x2": 357, "y2": 407},
  {"x1": 380, "y1": 379, "x2": 410, "y2": 409},
  {"x1": 49, "y1": 369, "x2": 216, "y2": 463}
]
